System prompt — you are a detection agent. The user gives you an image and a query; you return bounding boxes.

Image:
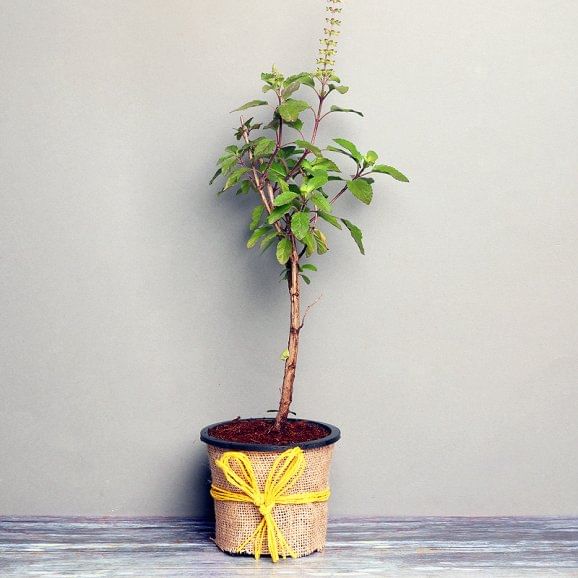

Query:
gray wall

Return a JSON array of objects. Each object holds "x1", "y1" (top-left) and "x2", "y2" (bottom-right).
[{"x1": 1, "y1": 0, "x2": 577, "y2": 517}]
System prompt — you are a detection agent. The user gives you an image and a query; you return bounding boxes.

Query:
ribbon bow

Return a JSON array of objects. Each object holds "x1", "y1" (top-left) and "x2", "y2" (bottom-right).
[{"x1": 210, "y1": 446, "x2": 330, "y2": 562}]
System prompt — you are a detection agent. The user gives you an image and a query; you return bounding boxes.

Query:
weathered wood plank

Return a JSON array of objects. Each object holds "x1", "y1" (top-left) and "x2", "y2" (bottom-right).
[{"x1": 1, "y1": 517, "x2": 577, "y2": 576}]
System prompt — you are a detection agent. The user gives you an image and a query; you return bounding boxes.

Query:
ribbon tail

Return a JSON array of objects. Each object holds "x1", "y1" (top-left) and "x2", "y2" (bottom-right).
[
  {"x1": 254, "y1": 519, "x2": 267, "y2": 560},
  {"x1": 278, "y1": 524, "x2": 298, "y2": 560},
  {"x1": 265, "y1": 514, "x2": 280, "y2": 562},
  {"x1": 237, "y1": 517, "x2": 266, "y2": 558},
  {"x1": 266, "y1": 514, "x2": 298, "y2": 561}
]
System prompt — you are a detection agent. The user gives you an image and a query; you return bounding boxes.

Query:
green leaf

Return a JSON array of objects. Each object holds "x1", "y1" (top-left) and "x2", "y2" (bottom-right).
[
  {"x1": 312, "y1": 192, "x2": 332, "y2": 214},
  {"x1": 342, "y1": 219, "x2": 365, "y2": 254},
  {"x1": 223, "y1": 167, "x2": 249, "y2": 191},
  {"x1": 330, "y1": 84, "x2": 349, "y2": 94},
  {"x1": 261, "y1": 71, "x2": 277, "y2": 83},
  {"x1": 231, "y1": 99, "x2": 268, "y2": 112},
  {"x1": 327, "y1": 146, "x2": 357, "y2": 162},
  {"x1": 209, "y1": 168, "x2": 222, "y2": 185},
  {"x1": 288, "y1": 183, "x2": 301, "y2": 195},
  {"x1": 237, "y1": 179, "x2": 251, "y2": 195},
  {"x1": 318, "y1": 211, "x2": 342, "y2": 229},
  {"x1": 253, "y1": 138, "x2": 276, "y2": 158},
  {"x1": 365, "y1": 150, "x2": 378, "y2": 164},
  {"x1": 282, "y1": 81, "x2": 301, "y2": 98},
  {"x1": 273, "y1": 190, "x2": 299, "y2": 206},
  {"x1": 285, "y1": 72, "x2": 315, "y2": 88},
  {"x1": 312, "y1": 157, "x2": 341, "y2": 173},
  {"x1": 276, "y1": 238, "x2": 292, "y2": 264},
  {"x1": 267, "y1": 204, "x2": 292, "y2": 224},
  {"x1": 249, "y1": 205, "x2": 264, "y2": 231},
  {"x1": 314, "y1": 229, "x2": 329, "y2": 254},
  {"x1": 284, "y1": 73, "x2": 304, "y2": 86},
  {"x1": 260, "y1": 230, "x2": 278, "y2": 252},
  {"x1": 267, "y1": 162, "x2": 286, "y2": 183},
  {"x1": 285, "y1": 118, "x2": 304, "y2": 132},
  {"x1": 302, "y1": 231, "x2": 316, "y2": 256},
  {"x1": 303, "y1": 78, "x2": 316, "y2": 89},
  {"x1": 301, "y1": 274, "x2": 311, "y2": 284},
  {"x1": 280, "y1": 348, "x2": 290, "y2": 361},
  {"x1": 280, "y1": 145, "x2": 297, "y2": 157},
  {"x1": 301, "y1": 263, "x2": 317, "y2": 271},
  {"x1": 247, "y1": 226, "x2": 271, "y2": 249},
  {"x1": 277, "y1": 99, "x2": 310, "y2": 122},
  {"x1": 330, "y1": 105, "x2": 364, "y2": 117},
  {"x1": 219, "y1": 155, "x2": 238, "y2": 173},
  {"x1": 263, "y1": 116, "x2": 280, "y2": 132},
  {"x1": 299, "y1": 74, "x2": 316, "y2": 88},
  {"x1": 291, "y1": 212, "x2": 311, "y2": 240},
  {"x1": 372, "y1": 164, "x2": 410, "y2": 182},
  {"x1": 301, "y1": 174, "x2": 329, "y2": 194},
  {"x1": 295, "y1": 140, "x2": 322, "y2": 157},
  {"x1": 347, "y1": 179, "x2": 373, "y2": 205},
  {"x1": 333, "y1": 139, "x2": 363, "y2": 163},
  {"x1": 307, "y1": 166, "x2": 330, "y2": 179},
  {"x1": 278, "y1": 179, "x2": 290, "y2": 194}
]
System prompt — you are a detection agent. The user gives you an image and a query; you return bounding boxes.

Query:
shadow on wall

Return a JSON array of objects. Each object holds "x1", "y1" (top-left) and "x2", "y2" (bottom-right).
[{"x1": 182, "y1": 448, "x2": 214, "y2": 520}]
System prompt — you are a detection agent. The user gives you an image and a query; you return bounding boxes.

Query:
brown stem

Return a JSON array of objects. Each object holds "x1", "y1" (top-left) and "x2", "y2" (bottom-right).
[
  {"x1": 261, "y1": 92, "x2": 284, "y2": 184},
  {"x1": 272, "y1": 83, "x2": 332, "y2": 430},
  {"x1": 240, "y1": 123, "x2": 271, "y2": 211},
  {"x1": 240, "y1": 119, "x2": 284, "y2": 234},
  {"x1": 274, "y1": 237, "x2": 300, "y2": 430}
]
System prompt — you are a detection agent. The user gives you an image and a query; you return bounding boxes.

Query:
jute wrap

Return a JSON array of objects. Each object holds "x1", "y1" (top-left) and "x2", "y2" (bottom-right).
[{"x1": 207, "y1": 443, "x2": 335, "y2": 558}]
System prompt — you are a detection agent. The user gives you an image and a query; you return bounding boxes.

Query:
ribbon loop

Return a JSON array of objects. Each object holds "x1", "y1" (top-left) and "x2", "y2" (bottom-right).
[{"x1": 210, "y1": 446, "x2": 330, "y2": 562}]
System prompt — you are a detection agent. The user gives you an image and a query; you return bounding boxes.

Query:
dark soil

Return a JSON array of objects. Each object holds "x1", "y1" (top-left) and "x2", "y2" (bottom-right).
[{"x1": 208, "y1": 418, "x2": 330, "y2": 445}]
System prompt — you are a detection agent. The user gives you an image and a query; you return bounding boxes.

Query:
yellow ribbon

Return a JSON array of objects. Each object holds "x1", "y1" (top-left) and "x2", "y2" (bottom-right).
[{"x1": 210, "y1": 446, "x2": 330, "y2": 562}]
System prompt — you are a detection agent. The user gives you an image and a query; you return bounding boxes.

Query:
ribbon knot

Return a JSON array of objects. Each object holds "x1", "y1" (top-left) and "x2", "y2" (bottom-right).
[
  {"x1": 258, "y1": 501, "x2": 274, "y2": 517},
  {"x1": 210, "y1": 446, "x2": 330, "y2": 562},
  {"x1": 252, "y1": 494, "x2": 273, "y2": 516}
]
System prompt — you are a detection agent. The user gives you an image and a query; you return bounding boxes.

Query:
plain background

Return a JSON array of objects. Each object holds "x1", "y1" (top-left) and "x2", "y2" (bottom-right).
[{"x1": 1, "y1": 0, "x2": 577, "y2": 517}]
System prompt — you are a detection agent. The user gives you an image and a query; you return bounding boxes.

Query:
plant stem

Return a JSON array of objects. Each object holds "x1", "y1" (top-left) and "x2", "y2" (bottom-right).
[
  {"x1": 285, "y1": 84, "x2": 327, "y2": 182},
  {"x1": 274, "y1": 237, "x2": 300, "y2": 430},
  {"x1": 273, "y1": 81, "x2": 330, "y2": 430},
  {"x1": 330, "y1": 167, "x2": 362, "y2": 204}
]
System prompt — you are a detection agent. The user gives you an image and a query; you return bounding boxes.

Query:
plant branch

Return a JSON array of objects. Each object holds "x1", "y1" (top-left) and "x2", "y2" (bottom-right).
[
  {"x1": 330, "y1": 167, "x2": 362, "y2": 204},
  {"x1": 239, "y1": 117, "x2": 285, "y2": 234},
  {"x1": 300, "y1": 293, "x2": 322, "y2": 329},
  {"x1": 329, "y1": 182, "x2": 348, "y2": 204},
  {"x1": 260, "y1": 92, "x2": 284, "y2": 181},
  {"x1": 285, "y1": 82, "x2": 328, "y2": 182}
]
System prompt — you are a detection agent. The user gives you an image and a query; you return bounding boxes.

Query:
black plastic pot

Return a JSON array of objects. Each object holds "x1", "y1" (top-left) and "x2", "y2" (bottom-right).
[{"x1": 200, "y1": 418, "x2": 341, "y2": 452}]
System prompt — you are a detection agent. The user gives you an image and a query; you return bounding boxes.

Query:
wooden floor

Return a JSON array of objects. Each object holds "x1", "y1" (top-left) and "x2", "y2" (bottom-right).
[{"x1": 1, "y1": 517, "x2": 577, "y2": 577}]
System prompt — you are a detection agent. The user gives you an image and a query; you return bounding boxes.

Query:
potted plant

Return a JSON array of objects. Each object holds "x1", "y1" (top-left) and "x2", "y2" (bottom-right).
[{"x1": 200, "y1": 0, "x2": 409, "y2": 562}]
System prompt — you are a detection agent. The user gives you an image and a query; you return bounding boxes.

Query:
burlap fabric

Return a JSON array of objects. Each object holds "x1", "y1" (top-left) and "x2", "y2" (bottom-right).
[{"x1": 207, "y1": 444, "x2": 335, "y2": 558}]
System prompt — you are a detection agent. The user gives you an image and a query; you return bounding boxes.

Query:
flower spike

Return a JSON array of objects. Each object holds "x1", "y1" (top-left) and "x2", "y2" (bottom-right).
[{"x1": 316, "y1": 0, "x2": 345, "y2": 78}]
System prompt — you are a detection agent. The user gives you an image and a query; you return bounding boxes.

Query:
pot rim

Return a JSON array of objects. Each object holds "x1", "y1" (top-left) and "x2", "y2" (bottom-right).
[{"x1": 200, "y1": 417, "x2": 341, "y2": 451}]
